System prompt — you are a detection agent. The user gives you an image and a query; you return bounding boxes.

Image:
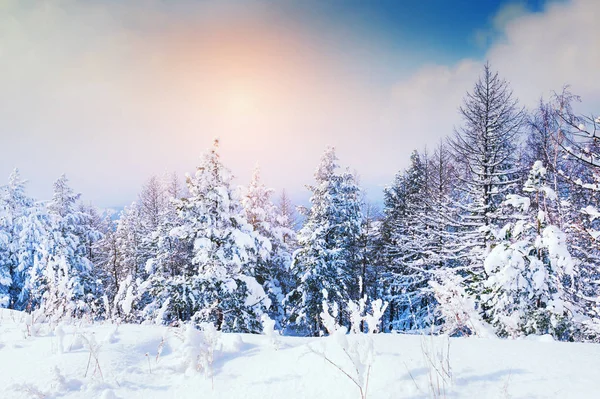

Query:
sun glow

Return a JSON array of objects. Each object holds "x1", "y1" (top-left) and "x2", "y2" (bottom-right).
[{"x1": 221, "y1": 84, "x2": 262, "y2": 120}]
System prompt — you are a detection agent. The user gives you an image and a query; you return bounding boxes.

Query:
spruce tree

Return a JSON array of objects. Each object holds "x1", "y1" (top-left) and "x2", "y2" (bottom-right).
[
  {"x1": 0, "y1": 170, "x2": 50, "y2": 310},
  {"x1": 288, "y1": 147, "x2": 362, "y2": 335},
  {"x1": 144, "y1": 140, "x2": 268, "y2": 332},
  {"x1": 41, "y1": 175, "x2": 96, "y2": 319},
  {"x1": 242, "y1": 167, "x2": 295, "y2": 326}
]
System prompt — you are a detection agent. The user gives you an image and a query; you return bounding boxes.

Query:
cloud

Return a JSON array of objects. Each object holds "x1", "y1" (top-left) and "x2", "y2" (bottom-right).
[
  {"x1": 474, "y1": 1, "x2": 531, "y2": 48},
  {"x1": 489, "y1": 0, "x2": 600, "y2": 106},
  {"x1": 387, "y1": 0, "x2": 600, "y2": 171}
]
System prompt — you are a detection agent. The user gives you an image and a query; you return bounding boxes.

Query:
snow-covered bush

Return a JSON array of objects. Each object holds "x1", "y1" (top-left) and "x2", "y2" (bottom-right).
[
  {"x1": 143, "y1": 274, "x2": 267, "y2": 333},
  {"x1": 261, "y1": 314, "x2": 281, "y2": 350},
  {"x1": 309, "y1": 293, "x2": 388, "y2": 399},
  {"x1": 430, "y1": 271, "x2": 493, "y2": 337},
  {"x1": 419, "y1": 334, "x2": 452, "y2": 399},
  {"x1": 177, "y1": 322, "x2": 222, "y2": 379},
  {"x1": 110, "y1": 275, "x2": 139, "y2": 322}
]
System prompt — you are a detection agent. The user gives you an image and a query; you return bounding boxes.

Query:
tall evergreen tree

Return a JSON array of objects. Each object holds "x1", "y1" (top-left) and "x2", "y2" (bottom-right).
[
  {"x1": 288, "y1": 147, "x2": 363, "y2": 335},
  {"x1": 40, "y1": 175, "x2": 96, "y2": 319},
  {"x1": 0, "y1": 170, "x2": 50, "y2": 310},
  {"x1": 547, "y1": 89, "x2": 600, "y2": 337},
  {"x1": 242, "y1": 167, "x2": 295, "y2": 326},
  {"x1": 144, "y1": 140, "x2": 268, "y2": 332}
]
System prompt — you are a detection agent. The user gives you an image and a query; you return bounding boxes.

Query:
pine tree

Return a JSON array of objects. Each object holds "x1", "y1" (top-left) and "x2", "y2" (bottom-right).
[
  {"x1": 288, "y1": 147, "x2": 363, "y2": 335},
  {"x1": 115, "y1": 203, "x2": 146, "y2": 280},
  {"x1": 0, "y1": 170, "x2": 33, "y2": 308},
  {"x1": 427, "y1": 141, "x2": 461, "y2": 268},
  {"x1": 357, "y1": 200, "x2": 380, "y2": 308},
  {"x1": 278, "y1": 189, "x2": 299, "y2": 234},
  {"x1": 0, "y1": 226, "x2": 9, "y2": 308}
]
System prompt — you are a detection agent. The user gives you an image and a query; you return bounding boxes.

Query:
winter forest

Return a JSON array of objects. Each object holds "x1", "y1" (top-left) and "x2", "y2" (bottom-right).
[{"x1": 2, "y1": 64, "x2": 600, "y2": 344}]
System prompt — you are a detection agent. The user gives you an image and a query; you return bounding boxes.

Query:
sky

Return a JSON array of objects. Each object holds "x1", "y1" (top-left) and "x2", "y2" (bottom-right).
[{"x1": 0, "y1": 0, "x2": 599, "y2": 209}]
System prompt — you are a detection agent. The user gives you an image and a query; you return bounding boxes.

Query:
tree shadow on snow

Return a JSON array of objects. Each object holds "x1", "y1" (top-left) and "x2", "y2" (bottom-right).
[
  {"x1": 211, "y1": 340, "x2": 262, "y2": 376},
  {"x1": 454, "y1": 368, "x2": 528, "y2": 386},
  {"x1": 396, "y1": 367, "x2": 529, "y2": 399}
]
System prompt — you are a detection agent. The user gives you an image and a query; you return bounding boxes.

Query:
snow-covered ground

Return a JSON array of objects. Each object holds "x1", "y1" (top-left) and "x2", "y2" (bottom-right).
[{"x1": 1, "y1": 309, "x2": 599, "y2": 399}]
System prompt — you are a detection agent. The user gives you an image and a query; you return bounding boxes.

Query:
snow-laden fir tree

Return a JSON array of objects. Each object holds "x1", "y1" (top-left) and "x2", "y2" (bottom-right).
[
  {"x1": 40, "y1": 175, "x2": 96, "y2": 319},
  {"x1": 482, "y1": 161, "x2": 578, "y2": 339},
  {"x1": 98, "y1": 173, "x2": 188, "y2": 322},
  {"x1": 278, "y1": 189, "x2": 299, "y2": 234},
  {"x1": 143, "y1": 140, "x2": 269, "y2": 332},
  {"x1": 0, "y1": 169, "x2": 33, "y2": 308},
  {"x1": 0, "y1": 169, "x2": 50, "y2": 310},
  {"x1": 287, "y1": 147, "x2": 363, "y2": 335},
  {"x1": 93, "y1": 213, "x2": 123, "y2": 318},
  {"x1": 0, "y1": 217, "x2": 9, "y2": 308},
  {"x1": 426, "y1": 141, "x2": 462, "y2": 268},
  {"x1": 242, "y1": 167, "x2": 296, "y2": 326},
  {"x1": 144, "y1": 174, "x2": 190, "y2": 276},
  {"x1": 426, "y1": 141, "x2": 483, "y2": 333},
  {"x1": 117, "y1": 175, "x2": 189, "y2": 321}
]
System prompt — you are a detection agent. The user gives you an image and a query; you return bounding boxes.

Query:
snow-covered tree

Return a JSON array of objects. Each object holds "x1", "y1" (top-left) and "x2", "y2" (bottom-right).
[
  {"x1": 449, "y1": 63, "x2": 525, "y2": 261},
  {"x1": 144, "y1": 140, "x2": 268, "y2": 332},
  {"x1": 288, "y1": 147, "x2": 363, "y2": 335},
  {"x1": 546, "y1": 89, "x2": 600, "y2": 338},
  {"x1": 242, "y1": 167, "x2": 295, "y2": 326},
  {"x1": 0, "y1": 170, "x2": 50, "y2": 310},
  {"x1": 0, "y1": 170, "x2": 32, "y2": 308},
  {"x1": 356, "y1": 201, "x2": 381, "y2": 311},
  {"x1": 379, "y1": 150, "x2": 438, "y2": 331},
  {"x1": 40, "y1": 175, "x2": 97, "y2": 319},
  {"x1": 482, "y1": 162, "x2": 578, "y2": 339},
  {"x1": 103, "y1": 173, "x2": 189, "y2": 322},
  {"x1": 446, "y1": 63, "x2": 526, "y2": 315},
  {"x1": 278, "y1": 189, "x2": 300, "y2": 234}
]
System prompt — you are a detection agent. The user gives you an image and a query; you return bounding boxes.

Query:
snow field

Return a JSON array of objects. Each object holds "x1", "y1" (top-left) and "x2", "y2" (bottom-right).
[{"x1": 2, "y1": 310, "x2": 600, "y2": 398}]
